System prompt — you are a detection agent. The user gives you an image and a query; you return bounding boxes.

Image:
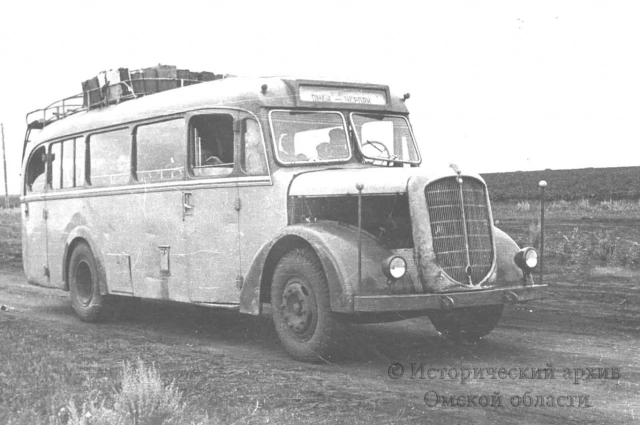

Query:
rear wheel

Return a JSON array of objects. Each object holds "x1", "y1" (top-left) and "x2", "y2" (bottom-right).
[
  {"x1": 271, "y1": 248, "x2": 339, "y2": 362},
  {"x1": 428, "y1": 304, "x2": 504, "y2": 342},
  {"x1": 69, "y1": 242, "x2": 114, "y2": 322}
]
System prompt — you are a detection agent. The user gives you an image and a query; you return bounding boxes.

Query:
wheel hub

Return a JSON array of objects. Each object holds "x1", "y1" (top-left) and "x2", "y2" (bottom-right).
[
  {"x1": 75, "y1": 260, "x2": 94, "y2": 306},
  {"x1": 281, "y1": 281, "x2": 314, "y2": 338}
]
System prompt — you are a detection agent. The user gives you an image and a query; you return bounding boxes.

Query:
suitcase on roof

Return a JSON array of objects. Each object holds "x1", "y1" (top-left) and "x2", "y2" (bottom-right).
[
  {"x1": 142, "y1": 67, "x2": 158, "y2": 94},
  {"x1": 157, "y1": 64, "x2": 178, "y2": 91},
  {"x1": 82, "y1": 77, "x2": 101, "y2": 108}
]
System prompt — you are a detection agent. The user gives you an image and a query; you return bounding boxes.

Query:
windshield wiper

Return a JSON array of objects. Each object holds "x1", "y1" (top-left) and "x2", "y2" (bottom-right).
[{"x1": 362, "y1": 140, "x2": 400, "y2": 165}]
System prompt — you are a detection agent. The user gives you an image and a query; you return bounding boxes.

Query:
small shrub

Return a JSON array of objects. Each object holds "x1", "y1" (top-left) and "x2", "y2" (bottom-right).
[
  {"x1": 548, "y1": 200, "x2": 570, "y2": 211},
  {"x1": 66, "y1": 361, "x2": 187, "y2": 425},
  {"x1": 516, "y1": 201, "x2": 530, "y2": 213},
  {"x1": 610, "y1": 239, "x2": 640, "y2": 267},
  {"x1": 599, "y1": 200, "x2": 616, "y2": 211},
  {"x1": 548, "y1": 227, "x2": 640, "y2": 268},
  {"x1": 577, "y1": 198, "x2": 590, "y2": 209},
  {"x1": 527, "y1": 217, "x2": 541, "y2": 249},
  {"x1": 598, "y1": 199, "x2": 635, "y2": 212}
]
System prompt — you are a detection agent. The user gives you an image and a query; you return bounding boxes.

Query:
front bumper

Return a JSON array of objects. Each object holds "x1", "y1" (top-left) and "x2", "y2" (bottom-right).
[{"x1": 353, "y1": 284, "x2": 547, "y2": 312}]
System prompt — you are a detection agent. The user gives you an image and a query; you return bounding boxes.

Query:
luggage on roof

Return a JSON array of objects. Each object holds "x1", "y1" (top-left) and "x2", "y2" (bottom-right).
[{"x1": 81, "y1": 64, "x2": 223, "y2": 109}]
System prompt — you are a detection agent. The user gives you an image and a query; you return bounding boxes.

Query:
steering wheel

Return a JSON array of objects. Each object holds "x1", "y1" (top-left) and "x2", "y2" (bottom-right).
[{"x1": 362, "y1": 140, "x2": 391, "y2": 159}]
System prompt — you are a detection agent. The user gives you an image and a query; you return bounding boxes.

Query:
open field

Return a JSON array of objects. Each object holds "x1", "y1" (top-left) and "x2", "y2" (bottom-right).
[
  {"x1": 482, "y1": 166, "x2": 640, "y2": 202},
  {"x1": 0, "y1": 206, "x2": 21, "y2": 271},
  {"x1": 2, "y1": 182, "x2": 640, "y2": 424},
  {"x1": 0, "y1": 195, "x2": 20, "y2": 209}
]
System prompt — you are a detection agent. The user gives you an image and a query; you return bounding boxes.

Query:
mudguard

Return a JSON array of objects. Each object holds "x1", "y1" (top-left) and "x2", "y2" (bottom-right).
[
  {"x1": 493, "y1": 226, "x2": 527, "y2": 284},
  {"x1": 239, "y1": 221, "x2": 402, "y2": 315},
  {"x1": 62, "y1": 227, "x2": 109, "y2": 295}
]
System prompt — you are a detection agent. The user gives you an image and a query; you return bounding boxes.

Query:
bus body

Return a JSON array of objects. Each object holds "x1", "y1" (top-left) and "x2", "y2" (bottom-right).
[{"x1": 21, "y1": 74, "x2": 546, "y2": 361}]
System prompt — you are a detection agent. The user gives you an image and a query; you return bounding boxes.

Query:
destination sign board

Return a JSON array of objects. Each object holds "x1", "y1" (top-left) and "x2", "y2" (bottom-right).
[{"x1": 299, "y1": 85, "x2": 387, "y2": 105}]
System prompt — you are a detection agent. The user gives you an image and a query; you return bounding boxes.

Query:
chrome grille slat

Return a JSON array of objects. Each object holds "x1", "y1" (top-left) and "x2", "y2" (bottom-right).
[{"x1": 425, "y1": 177, "x2": 493, "y2": 285}]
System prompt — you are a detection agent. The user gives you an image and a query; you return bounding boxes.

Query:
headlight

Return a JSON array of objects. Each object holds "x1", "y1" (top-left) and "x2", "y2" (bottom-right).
[
  {"x1": 514, "y1": 247, "x2": 538, "y2": 272},
  {"x1": 382, "y1": 255, "x2": 407, "y2": 280}
]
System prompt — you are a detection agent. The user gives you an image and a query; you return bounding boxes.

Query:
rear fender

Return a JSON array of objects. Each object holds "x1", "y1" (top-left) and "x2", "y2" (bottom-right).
[{"x1": 62, "y1": 227, "x2": 108, "y2": 295}]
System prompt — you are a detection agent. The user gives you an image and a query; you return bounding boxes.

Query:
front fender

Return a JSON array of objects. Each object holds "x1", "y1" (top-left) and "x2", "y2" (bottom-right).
[
  {"x1": 239, "y1": 222, "x2": 401, "y2": 315},
  {"x1": 492, "y1": 226, "x2": 526, "y2": 284}
]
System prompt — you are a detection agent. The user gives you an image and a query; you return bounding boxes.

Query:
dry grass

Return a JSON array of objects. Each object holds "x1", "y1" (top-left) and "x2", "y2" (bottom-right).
[
  {"x1": 493, "y1": 199, "x2": 640, "y2": 271},
  {"x1": 63, "y1": 361, "x2": 188, "y2": 425},
  {"x1": 0, "y1": 313, "x2": 402, "y2": 425},
  {"x1": 546, "y1": 228, "x2": 640, "y2": 269},
  {"x1": 0, "y1": 316, "x2": 255, "y2": 424},
  {"x1": 0, "y1": 207, "x2": 21, "y2": 270}
]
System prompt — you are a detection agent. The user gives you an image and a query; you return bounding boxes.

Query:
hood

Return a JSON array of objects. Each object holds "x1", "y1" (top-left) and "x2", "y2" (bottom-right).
[{"x1": 288, "y1": 166, "x2": 484, "y2": 197}]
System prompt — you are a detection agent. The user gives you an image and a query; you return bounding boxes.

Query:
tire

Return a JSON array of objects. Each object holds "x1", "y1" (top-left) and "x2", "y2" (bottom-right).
[
  {"x1": 428, "y1": 304, "x2": 504, "y2": 342},
  {"x1": 68, "y1": 242, "x2": 113, "y2": 322},
  {"x1": 271, "y1": 248, "x2": 339, "y2": 362}
]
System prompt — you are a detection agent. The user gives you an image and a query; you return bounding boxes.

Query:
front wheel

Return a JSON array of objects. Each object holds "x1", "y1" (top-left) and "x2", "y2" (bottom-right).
[
  {"x1": 428, "y1": 304, "x2": 504, "y2": 342},
  {"x1": 271, "y1": 248, "x2": 339, "y2": 362},
  {"x1": 68, "y1": 242, "x2": 114, "y2": 322}
]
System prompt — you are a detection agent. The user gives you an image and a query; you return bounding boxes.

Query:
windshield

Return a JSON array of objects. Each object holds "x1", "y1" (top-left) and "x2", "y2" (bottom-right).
[
  {"x1": 350, "y1": 113, "x2": 420, "y2": 164},
  {"x1": 270, "y1": 110, "x2": 351, "y2": 164}
]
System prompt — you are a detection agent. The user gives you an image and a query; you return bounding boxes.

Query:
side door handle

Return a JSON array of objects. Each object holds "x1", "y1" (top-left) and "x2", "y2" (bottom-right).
[{"x1": 183, "y1": 192, "x2": 194, "y2": 220}]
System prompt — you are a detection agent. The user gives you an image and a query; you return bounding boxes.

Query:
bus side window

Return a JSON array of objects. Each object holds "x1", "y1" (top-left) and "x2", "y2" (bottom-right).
[
  {"x1": 26, "y1": 146, "x2": 47, "y2": 194},
  {"x1": 50, "y1": 143, "x2": 62, "y2": 190},
  {"x1": 189, "y1": 114, "x2": 234, "y2": 177},
  {"x1": 75, "y1": 138, "x2": 86, "y2": 187},
  {"x1": 241, "y1": 118, "x2": 267, "y2": 176},
  {"x1": 88, "y1": 129, "x2": 131, "y2": 187},
  {"x1": 136, "y1": 119, "x2": 185, "y2": 183},
  {"x1": 62, "y1": 139, "x2": 75, "y2": 188}
]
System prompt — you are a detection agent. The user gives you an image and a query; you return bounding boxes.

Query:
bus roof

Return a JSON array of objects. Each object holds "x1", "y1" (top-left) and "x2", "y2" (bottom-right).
[{"x1": 25, "y1": 76, "x2": 411, "y2": 151}]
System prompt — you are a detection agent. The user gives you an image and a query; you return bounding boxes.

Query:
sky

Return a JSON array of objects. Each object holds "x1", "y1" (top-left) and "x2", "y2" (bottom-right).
[{"x1": 1, "y1": 0, "x2": 639, "y2": 195}]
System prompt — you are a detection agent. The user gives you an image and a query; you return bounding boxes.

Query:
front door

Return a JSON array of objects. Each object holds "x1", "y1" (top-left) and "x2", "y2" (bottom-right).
[{"x1": 183, "y1": 110, "x2": 241, "y2": 304}]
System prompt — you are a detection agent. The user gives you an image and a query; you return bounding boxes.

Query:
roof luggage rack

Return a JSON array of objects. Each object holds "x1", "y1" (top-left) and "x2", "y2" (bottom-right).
[{"x1": 23, "y1": 64, "x2": 226, "y2": 159}]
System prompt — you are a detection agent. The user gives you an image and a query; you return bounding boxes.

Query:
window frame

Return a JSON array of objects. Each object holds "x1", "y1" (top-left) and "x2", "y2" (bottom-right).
[
  {"x1": 239, "y1": 117, "x2": 269, "y2": 176},
  {"x1": 86, "y1": 126, "x2": 133, "y2": 187},
  {"x1": 47, "y1": 138, "x2": 81, "y2": 191},
  {"x1": 133, "y1": 117, "x2": 187, "y2": 184},
  {"x1": 75, "y1": 136, "x2": 87, "y2": 188},
  {"x1": 186, "y1": 110, "x2": 240, "y2": 180},
  {"x1": 24, "y1": 145, "x2": 48, "y2": 195},
  {"x1": 268, "y1": 109, "x2": 352, "y2": 166},
  {"x1": 49, "y1": 141, "x2": 63, "y2": 191},
  {"x1": 348, "y1": 112, "x2": 422, "y2": 165}
]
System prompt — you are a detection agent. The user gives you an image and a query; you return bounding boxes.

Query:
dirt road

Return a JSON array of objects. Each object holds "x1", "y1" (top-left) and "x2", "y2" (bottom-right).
[{"x1": 1, "y1": 266, "x2": 639, "y2": 424}]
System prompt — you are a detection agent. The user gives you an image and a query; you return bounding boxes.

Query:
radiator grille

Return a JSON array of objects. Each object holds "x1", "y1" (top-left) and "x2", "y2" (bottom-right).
[{"x1": 425, "y1": 177, "x2": 493, "y2": 285}]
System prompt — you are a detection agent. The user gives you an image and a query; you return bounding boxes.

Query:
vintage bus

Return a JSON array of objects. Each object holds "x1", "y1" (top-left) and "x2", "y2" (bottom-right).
[{"x1": 21, "y1": 71, "x2": 546, "y2": 361}]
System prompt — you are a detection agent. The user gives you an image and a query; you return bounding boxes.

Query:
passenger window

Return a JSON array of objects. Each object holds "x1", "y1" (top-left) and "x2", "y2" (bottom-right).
[
  {"x1": 26, "y1": 146, "x2": 47, "y2": 193},
  {"x1": 50, "y1": 143, "x2": 62, "y2": 190},
  {"x1": 49, "y1": 140, "x2": 75, "y2": 190},
  {"x1": 88, "y1": 129, "x2": 131, "y2": 187},
  {"x1": 62, "y1": 139, "x2": 75, "y2": 188},
  {"x1": 241, "y1": 118, "x2": 267, "y2": 175},
  {"x1": 189, "y1": 114, "x2": 234, "y2": 177},
  {"x1": 76, "y1": 138, "x2": 86, "y2": 186},
  {"x1": 136, "y1": 119, "x2": 185, "y2": 183}
]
